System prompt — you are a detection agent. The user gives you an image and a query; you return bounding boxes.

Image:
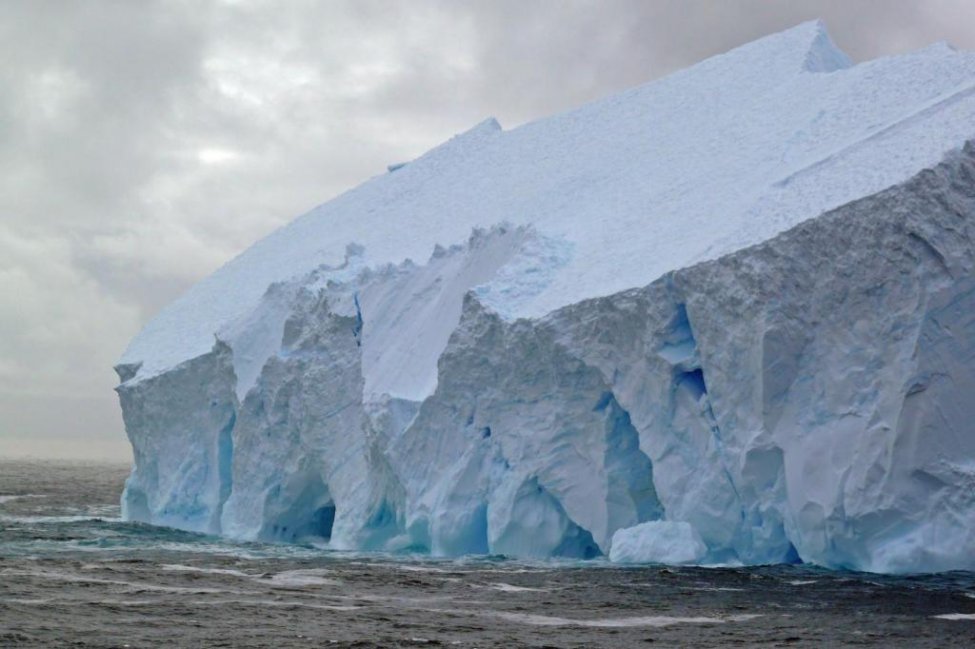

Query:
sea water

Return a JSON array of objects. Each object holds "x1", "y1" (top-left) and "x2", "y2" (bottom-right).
[{"x1": 1, "y1": 460, "x2": 974, "y2": 648}]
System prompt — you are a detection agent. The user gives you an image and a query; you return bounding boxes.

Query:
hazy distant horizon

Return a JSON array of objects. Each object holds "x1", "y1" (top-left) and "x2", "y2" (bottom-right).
[
  {"x1": 3, "y1": 0, "x2": 975, "y2": 461},
  {"x1": 0, "y1": 432, "x2": 133, "y2": 462}
]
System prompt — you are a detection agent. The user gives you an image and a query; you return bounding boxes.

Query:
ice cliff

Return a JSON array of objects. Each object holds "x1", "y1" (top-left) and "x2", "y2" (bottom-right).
[{"x1": 116, "y1": 21, "x2": 975, "y2": 573}]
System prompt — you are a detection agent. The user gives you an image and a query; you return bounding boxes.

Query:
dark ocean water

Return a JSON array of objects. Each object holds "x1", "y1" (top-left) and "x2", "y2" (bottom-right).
[{"x1": 1, "y1": 460, "x2": 974, "y2": 648}]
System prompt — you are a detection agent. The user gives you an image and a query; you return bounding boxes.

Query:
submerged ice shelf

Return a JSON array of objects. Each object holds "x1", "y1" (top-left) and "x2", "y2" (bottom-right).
[{"x1": 117, "y1": 21, "x2": 975, "y2": 573}]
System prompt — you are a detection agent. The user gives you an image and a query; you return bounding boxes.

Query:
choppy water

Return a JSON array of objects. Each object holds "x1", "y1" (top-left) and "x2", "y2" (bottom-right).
[{"x1": 1, "y1": 460, "x2": 974, "y2": 648}]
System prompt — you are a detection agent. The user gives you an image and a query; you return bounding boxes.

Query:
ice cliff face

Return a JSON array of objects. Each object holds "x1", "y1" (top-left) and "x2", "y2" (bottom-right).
[{"x1": 117, "y1": 21, "x2": 975, "y2": 573}]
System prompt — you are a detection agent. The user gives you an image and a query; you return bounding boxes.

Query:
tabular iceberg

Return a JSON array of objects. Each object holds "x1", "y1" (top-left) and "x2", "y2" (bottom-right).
[{"x1": 116, "y1": 21, "x2": 975, "y2": 573}]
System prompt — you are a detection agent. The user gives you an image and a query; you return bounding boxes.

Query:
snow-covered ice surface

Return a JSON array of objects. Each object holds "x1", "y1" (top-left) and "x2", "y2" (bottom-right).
[{"x1": 117, "y1": 22, "x2": 975, "y2": 573}]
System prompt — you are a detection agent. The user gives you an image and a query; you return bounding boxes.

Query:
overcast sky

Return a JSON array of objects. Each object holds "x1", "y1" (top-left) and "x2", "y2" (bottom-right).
[{"x1": 2, "y1": 0, "x2": 975, "y2": 461}]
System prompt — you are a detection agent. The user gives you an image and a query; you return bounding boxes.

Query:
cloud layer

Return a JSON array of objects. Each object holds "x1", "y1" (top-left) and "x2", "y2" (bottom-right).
[{"x1": 2, "y1": 0, "x2": 974, "y2": 460}]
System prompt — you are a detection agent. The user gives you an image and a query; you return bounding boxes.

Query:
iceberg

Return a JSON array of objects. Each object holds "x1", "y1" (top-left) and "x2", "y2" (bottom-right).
[{"x1": 116, "y1": 21, "x2": 975, "y2": 573}]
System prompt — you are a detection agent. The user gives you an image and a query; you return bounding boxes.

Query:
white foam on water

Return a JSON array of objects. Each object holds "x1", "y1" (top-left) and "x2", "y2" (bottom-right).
[
  {"x1": 0, "y1": 494, "x2": 45, "y2": 504},
  {"x1": 128, "y1": 598, "x2": 364, "y2": 611},
  {"x1": 485, "y1": 582, "x2": 547, "y2": 593},
  {"x1": 198, "y1": 599, "x2": 362, "y2": 612},
  {"x1": 394, "y1": 564, "x2": 452, "y2": 574},
  {"x1": 6, "y1": 597, "x2": 361, "y2": 612},
  {"x1": 147, "y1": 542, "x2": 326, "y2": 560},
  {"x1": 462, "y1": 566, "x2": 553, "y2": 575},
  {"x1": 267, "y1": 601, "x2": 361, "y2": 612},
  {"x1": 788, "y1": 580, "x2": 818, "y2": 586},
  {"x1": 355, "y1": 593, "x2": 468, "y2": 607},
  {"x1": 160, "y1": 564, "x2": 252, "y2": 578},
  {"x1": 0, "y1": 515, "x2": 122, "y2": 524},
  {"x1": 934, "y1": 613, "x2": 975, "y2": 620},
  {"x1": 263, "y1": 569, "x2": 341, "y2": 588},
  {"x1": 0, "y1": 568, "x2": 228, "y2": 594},
  {"x1": 494, "y1": 611, "x2": 762, "y2": 627},
  {"x1": 700, "y1": 561, "x2": 746, "y2": 569},
  {"x1": 119, "y1": 582, "x2": 227, "y2": 595},
  {"x1": 86, "y1": 505, "x2": 123, "y2": 517}
]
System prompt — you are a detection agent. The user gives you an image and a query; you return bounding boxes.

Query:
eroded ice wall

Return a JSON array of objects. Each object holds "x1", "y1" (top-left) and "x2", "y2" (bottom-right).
[
  {"x1": 118, "y1": 143, "x2": 975, "y2": 572},
  {"x1": 550, "y1": 144, "x2": 975, "y2": 571}
]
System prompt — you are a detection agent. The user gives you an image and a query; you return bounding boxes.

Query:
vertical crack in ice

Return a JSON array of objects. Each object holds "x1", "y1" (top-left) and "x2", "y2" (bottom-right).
[
  {"x1": 215, "y1": 410, "x2": 236, "y2": 527},
  {"x1": 597, "y1": 391, "x2": 665, "y2": 528},
  {"x1": 664, "y1": 301, "x2": 746, "y2": 559},
  {"x1": 352, "y1": 291, "x2": 363, "y2": 347}
]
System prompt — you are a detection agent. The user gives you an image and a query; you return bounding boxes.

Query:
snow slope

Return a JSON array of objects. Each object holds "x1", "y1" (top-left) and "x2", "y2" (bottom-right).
[{"x1": 117, "y1": 22, "x2": 975, "y2": 573}]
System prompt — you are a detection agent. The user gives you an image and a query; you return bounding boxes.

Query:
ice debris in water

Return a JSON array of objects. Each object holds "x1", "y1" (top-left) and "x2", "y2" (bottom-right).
[
  {"x1": 116, "y1": 20, "x2": 975, "y2": 573},
  {"x1": 609, "y1": 522, "x2": 708, "y2": 565}
]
